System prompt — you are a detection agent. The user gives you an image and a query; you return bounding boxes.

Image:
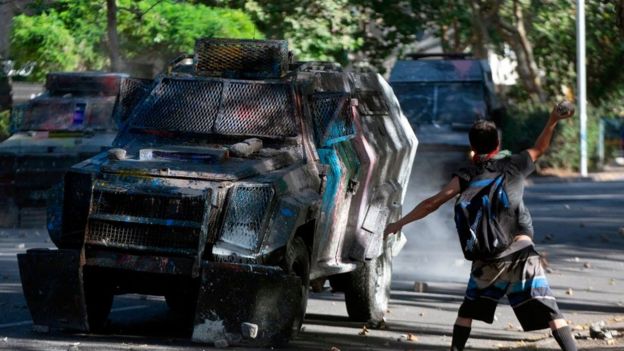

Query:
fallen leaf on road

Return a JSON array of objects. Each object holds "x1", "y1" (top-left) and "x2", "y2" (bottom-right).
[{"x1": 566, "y1": 288, "x2": 574, "y2": 295}]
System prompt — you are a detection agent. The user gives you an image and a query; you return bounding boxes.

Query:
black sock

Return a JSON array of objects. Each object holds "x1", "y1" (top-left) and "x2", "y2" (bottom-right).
[
  {"x1": 451, "y1": 324, "x2": 471, "y2": 351},
  {"x1": 552, "y1": 326, "x2": 577, "y2": 351}
]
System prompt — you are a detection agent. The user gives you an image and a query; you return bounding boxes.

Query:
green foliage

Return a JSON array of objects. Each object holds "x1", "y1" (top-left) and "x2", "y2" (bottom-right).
[
  {"x1": 9, "y1": 1, "x2": 260, "y2": 81},
  {"x1": 0, "y1": 110, "x2": 9, "y2": 141},
  {"x1": 530, "y1": 0, "x2": 624, "y2": 104},
  {"x1": 10, "y1": 11, "x2": 81, "y2": 81},
  {"x1": 502, "y1": 103, "x2": 602, "y2": 171},
  {"x1": 117, "y1": 1, "x2": 259, "y2": 62},
  {"x1": 207, "y1": 0, "x2": 363, "y2": 65}
]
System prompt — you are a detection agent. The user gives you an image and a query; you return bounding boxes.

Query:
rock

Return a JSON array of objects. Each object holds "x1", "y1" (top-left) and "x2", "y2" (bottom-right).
[
  {"x1": 214, "y1": 339, "x2": 229, "y2": 348},
  {"x1": 241, "y1": 322, "x2": 258, "y2": 339},
  {"x1": 574, "y1": 332, "x2": 589, "y2": 340}
]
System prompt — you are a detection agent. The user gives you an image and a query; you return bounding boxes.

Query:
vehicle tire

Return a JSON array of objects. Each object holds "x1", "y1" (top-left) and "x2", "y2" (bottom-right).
[
  {"x1": 84, "y1": 273, "x2": 113, "y2": 332},
  {"x1": 328, "y1": 274, "x2": 348, "y2": 292},
  {"x1": 282, "y1": 236, "x2": 310, "y2": 337},
  {"x1": 165, "y1": 281, "x2": 199, "y2": 318},
  {"x1": 343, "y1": 245, "x2": 392, "y2": 326}
]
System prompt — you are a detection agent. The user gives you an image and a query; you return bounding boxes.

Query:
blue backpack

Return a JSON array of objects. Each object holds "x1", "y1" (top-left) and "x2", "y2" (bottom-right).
[{"x1": 454, "y1": 172, "x2": 511, "y2": 260}]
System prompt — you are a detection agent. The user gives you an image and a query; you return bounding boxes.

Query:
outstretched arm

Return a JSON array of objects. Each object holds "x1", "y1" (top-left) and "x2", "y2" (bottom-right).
[
  {"x1": 384, "y1": 177, "x2": 461, "y2": 237},
  {"x1": 527, "y1": 103, "x2": 575, "y2": 162}
]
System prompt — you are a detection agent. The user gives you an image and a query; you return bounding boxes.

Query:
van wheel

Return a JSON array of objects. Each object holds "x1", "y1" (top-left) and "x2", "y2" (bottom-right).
[
  {"x1": 282, "y1": 236, "x2": 310, "y2": 337},
  {"x1": 343, "y1": 247, "x2": 392, "y2": 326}
]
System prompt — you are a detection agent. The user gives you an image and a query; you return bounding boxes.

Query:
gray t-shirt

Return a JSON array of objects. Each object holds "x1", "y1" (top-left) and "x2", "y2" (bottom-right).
[{"x1": 453, "y1": 151, "x2": 536, "y2": 258}]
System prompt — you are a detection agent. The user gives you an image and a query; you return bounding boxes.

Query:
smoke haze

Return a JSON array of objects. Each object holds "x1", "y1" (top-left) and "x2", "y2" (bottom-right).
[{"x1": 392, "y1": 151, "x2": 471, "y2": 286}]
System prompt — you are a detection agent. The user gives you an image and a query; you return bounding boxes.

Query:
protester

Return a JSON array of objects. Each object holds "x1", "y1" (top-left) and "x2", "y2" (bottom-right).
[{"x1": 384, "y1": 102, "x2": 577, "y2": 351}]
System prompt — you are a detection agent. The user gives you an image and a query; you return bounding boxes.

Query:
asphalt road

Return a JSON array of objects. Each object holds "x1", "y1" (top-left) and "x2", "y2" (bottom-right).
[{"x1": 1, "y1": 179, "x2": 623, "y2": 350}]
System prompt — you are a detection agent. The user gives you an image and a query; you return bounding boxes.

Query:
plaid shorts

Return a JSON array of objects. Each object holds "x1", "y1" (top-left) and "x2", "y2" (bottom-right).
[{"x1": 458, "y1": 245, "x2": 563, "y2": 331}]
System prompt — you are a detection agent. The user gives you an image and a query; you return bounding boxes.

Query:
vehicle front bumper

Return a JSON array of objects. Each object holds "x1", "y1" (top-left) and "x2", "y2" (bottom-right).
[{"x1": 17, "y1": 249, "x2": 302, "y2": 346}]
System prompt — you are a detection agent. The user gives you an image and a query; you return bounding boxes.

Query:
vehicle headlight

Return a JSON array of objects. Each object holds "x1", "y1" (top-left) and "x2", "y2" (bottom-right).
[{"x1": 219, "y1": 185, "x2": 274, "y2": 252}]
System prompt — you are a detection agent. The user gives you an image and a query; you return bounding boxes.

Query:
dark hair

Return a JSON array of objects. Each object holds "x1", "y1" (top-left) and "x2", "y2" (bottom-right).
[{"x1": 469, "y1": 120, "x2": 499, "y2": 154}]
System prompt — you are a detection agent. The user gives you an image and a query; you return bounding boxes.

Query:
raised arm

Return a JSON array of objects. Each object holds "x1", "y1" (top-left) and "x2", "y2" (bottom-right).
[
  {"x1": 384, "y1": 177, "x2": 461, "y2": 237},
  {"x1": 527, "y1": 102, "x2": 575, "y2": 162}
]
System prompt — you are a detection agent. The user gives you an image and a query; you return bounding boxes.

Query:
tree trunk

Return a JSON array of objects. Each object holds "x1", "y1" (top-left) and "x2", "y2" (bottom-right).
[
  {"x1": 106, "y1": 0, "x2": 122, "y2": 72},
  {"x1": 483, "y1": 0, "x2": 545, "y2": 102}
]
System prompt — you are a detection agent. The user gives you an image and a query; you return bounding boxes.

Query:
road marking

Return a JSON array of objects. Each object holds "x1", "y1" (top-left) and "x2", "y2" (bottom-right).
[{"x1": 0, "y1": 305, "x2": 148, "y2": 329}]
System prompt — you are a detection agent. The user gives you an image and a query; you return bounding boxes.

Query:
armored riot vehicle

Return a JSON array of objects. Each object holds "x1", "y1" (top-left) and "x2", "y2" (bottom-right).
[
  {"x1": 0, "y1": 72, "x2": 151, "y2": 227},
  {"x1": 390, "y1": 54, "x2": 502, "y2": 182},
  {"x1": 18, "y1": 39, "x2": 417, "y2": 346}
]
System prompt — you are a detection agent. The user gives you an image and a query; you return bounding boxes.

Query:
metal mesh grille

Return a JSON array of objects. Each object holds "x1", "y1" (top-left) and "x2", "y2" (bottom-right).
[
  {"x1": 220, "y1": 186, "x2": 274, "y2": 251},
  {"x1": 194, "y1": 39, "x2": 288, "y2": 79},
  {"x1": 91, "y1": 191, "x2": 205, "y2": 223},
  {"x1": 86, "y1": 220, "x2": 200, "y2": 252},
  {"x1": 116, "y1": 78, "x2": 151, "y2": 122},
  {"x1": 130, "y1": 78, "x2": 223, "y2": 133},
  {"x1": 215, "y1": 81, "x2": 297, "y2": 137},
  {"x1": 309, "y1": 93, "x2": 353, "y2": 144}
]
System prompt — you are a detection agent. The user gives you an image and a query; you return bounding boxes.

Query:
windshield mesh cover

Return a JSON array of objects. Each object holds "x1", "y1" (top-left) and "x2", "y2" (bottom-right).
[{"x1": 129, "y1": 77, "x2": 298, "y2": 138}]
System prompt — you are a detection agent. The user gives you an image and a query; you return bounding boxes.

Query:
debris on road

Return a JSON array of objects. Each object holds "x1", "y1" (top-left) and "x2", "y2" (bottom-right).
[
  {"x1": 566, "y1": 288, "x2": 574, "y2": 295},
  {"x1": 214, "y1": 339, "x2": 229, "y2": 348},
  {"x1": 583, "y1": 262, "x2": 592, "y2": 269},
  {"x1": 358, "y1": 325, "x2": 369, "y2": 336},
  {"x1": 330, "y1": 347, "x2": 341, "y2": 351},
  {"x1": 66, "y1": 342, "x2": 80, "y2": 351},
  {"x1": 589, "y1": 321, "x2": 619, "y2": 340}
]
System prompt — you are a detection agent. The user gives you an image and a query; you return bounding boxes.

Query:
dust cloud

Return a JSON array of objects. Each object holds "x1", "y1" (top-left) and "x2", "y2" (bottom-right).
[{"x1": 391, "y1": 151, "x2": 471, "y2": 286}]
